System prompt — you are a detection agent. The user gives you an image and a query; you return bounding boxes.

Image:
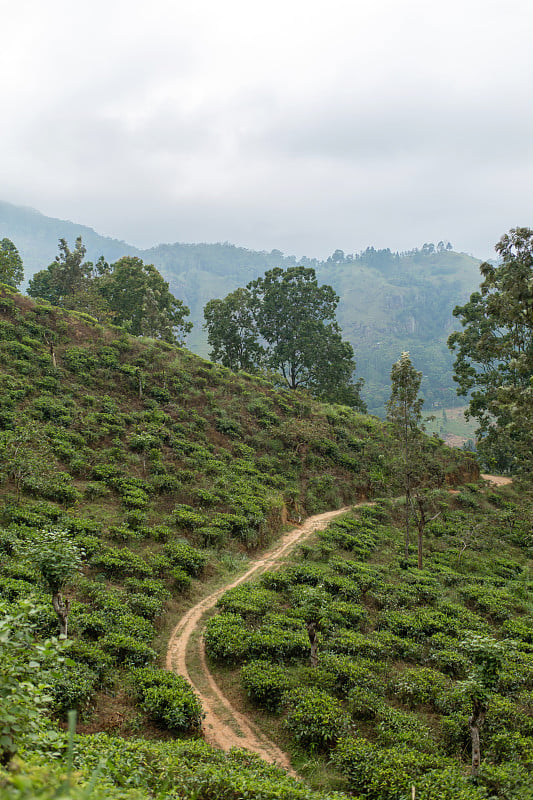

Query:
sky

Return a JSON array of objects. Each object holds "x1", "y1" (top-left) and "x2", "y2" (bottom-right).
[{"x1": 2, "y1": 0, "x2": 533, "y2": 260}]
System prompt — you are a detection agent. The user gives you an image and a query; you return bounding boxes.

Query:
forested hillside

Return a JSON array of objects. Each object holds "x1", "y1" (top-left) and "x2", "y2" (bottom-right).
[{"x1": 0, "y1": 200, "x2": 482, "y2": 413}]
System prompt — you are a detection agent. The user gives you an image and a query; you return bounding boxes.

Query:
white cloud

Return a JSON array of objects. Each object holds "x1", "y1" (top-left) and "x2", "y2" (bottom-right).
[{"x1": 1, "y1": 0, "x2": 533, "y2": 259}]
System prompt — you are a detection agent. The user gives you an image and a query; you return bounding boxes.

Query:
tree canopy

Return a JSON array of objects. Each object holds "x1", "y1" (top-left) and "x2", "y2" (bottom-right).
[
  {"x1": 204, "y1": 266, "x2": 365, "y2": 409},
  {"x1": 0, "y1": 238, "x2": 24, "y2": 288},
  {"x1": 448, "y1": 227, "x2": 533, "y2": 475},
  {"x1": 101, "y1": 256, "x2": 192, "y2": 344},
  {"x1": 27, "y1": 238, "x2": 192, "y2": 345}
]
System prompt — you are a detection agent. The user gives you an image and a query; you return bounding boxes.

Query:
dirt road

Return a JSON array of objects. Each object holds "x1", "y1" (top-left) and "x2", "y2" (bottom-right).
[
  {"x1": 165, "y1": 506, "x2": 354, "y2": 775},
  {"x1": 481, "y1": 473, "x2": 513, "y2": 486},
  {"x1": 165, "y1": 477, "x2": 511, "y2": 772}
]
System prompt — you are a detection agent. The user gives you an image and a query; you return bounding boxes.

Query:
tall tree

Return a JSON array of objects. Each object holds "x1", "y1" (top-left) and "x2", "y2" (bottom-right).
[
  {"x1": 387, "y1": 352, "x2": 424, "y2": 560},
  {"x1": 204, "y1": 266, "x2": 365, "y2": 409},
  {"x1": 101, "y1": 256, "x2": 192, "y2": 345},
  {"x1": 448, "y1": 227, "x2": 533, "y2": 475},
  {"x1": 0, "y1": 238, "x2": 24, "y2": 288},
  {"x1": 460, "y1": 635, "x2": 503, "y2": 776},
  {"x1": 25, "y1": 530, "x2": 84, "y2": 637},
  {"x1": 203, "y1": 288, "x2": 264, "y2": 371},
  {"x1": 28, "y1": 237, "x2": 91, "y2": 305}
]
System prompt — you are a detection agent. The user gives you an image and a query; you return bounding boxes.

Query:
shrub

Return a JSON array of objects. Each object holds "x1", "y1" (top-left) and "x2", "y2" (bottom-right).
[
  {"x1": 129, "y1": 667, "x2": 203, "y2": 734},
  {"x1": 124, "y1": 577, "x2": 169, "y2": 598},
  {"x1": 389, "y1": 666, "x2": 451, "y2": 711},
  {"x1": 91, "y1": 547, "x2": 153, "y2": 578},
  {"x1": 48, "y1": 662, "x2": 98, "y2": 714},
  {"x1": 217, "y1": 585, "x2": 279, "y2": 620},
  {"x1": 100, "y1": 633, "x2": 157, "y2": 666},
  {"x1": 163, "y1": 540, "x2": 207, "y2": 576},
  {"x1": 204, "y1": 613, "x2": 252, "y2": 664},
  {"x1": 323, "y1": 600, "x2": 369, "y2": 630},
  {"x1": 68, "y1": 639, "x2": 113, "y2": 679},
  {"x1": 346, "y1": 686, "x2": 385, "y2": 720},
  {"x1": 241, "y1": 660, "x2": 292, "y2": 712},
  {"x1": 127, "y1": 592, "x2": 164, "y2": 620},
  {"x1": 283, "y1": 687, "x2": 350, "y2": 751},
  {"x1": 170, "y1": 567, "x2": 192, "y2": 591},
  {"x1": 333, "y1": 737, "x2": 448, "y2": 800},
  {"x1": 249, "y1": 624, "x2": 309, "y2": 663},
  {"x1": 375, "y1": 706, "x2": 436, "y2": 752},
  {"x1": 170, "y1": 504, "x2": 207, "y2": 531},
  {"x1": 377, "y1": 608, "x2": 460, "y2": 640},
  {"x1": 312, "y1": 654, "x2": 386, "y2": 697}
]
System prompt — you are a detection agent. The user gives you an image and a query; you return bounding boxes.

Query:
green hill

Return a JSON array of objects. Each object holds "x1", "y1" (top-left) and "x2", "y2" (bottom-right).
[
  {"x1": 0, "y1": 287, "x2": 531, "y2": 800},
  {"x1": 0, "y1": 200, "x2": 483, "y2": 414}
]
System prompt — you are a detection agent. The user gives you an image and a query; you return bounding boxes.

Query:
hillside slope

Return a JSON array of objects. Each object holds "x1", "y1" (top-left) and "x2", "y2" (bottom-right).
[
  {"x1": 2, "y1": 288, "x2": 529, "y2": 800},
  {"x1": 0, "y1": 200, "x2": 483, "y2": 413}
]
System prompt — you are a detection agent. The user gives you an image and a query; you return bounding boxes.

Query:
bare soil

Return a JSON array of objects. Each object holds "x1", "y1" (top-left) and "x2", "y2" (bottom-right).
[{"x1": 481, "y1": 473, "x2": 513, "y2": 486}]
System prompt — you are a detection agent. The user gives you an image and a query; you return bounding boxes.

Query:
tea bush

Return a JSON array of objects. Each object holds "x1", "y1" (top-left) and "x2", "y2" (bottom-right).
[
  {"x1": 100, "y1": 632, "x2": 157, "y2": 666},
  {"x1": 217, "y1": 584, "x2": 279, "y2": 620},
  {"x1": 389, "y1": 666, "x2": 451, "y2": 711},
  {"x1": 163, "y1": 540, "x2": 207, "y2": 576},
  {"x1": 129, "y1": 667, "x2": 203, "y2": 734},
  {"x1": 283, "y1": 687, "x2": 350, "y2": 752},
  {"x1": 240, "y1": 660, "x2": 292, "y2": 712},
  {"x1": 204, "y1": 613, "x2": 253, "y2": 664},
  {"x1": 48, "y1": 661, "x2": 98, "y2": 714},
  {"x1": 333, "y1": 737, "x2": 448, "y2": 800}
]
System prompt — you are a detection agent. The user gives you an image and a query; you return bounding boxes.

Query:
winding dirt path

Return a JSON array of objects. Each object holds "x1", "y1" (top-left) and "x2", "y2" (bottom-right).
[
  {"x1": 165, "y1": 477, "x2": 511, "y2": 772},
  {"x1": 165, "y1": 505, "x2": 357, "y2": 775}
]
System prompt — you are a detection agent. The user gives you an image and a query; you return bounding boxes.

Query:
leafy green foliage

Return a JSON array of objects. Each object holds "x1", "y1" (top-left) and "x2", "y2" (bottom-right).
[
  {"x1": 24, "y1": 529, "x2": 84, "y2": 595},
  {"x1": 0, "y1": 600, "x2": 65, "y2": 764},
  {"x1": 449, "y1": 227, "x2": 533, "y2": 475},
  {"x1": 0, "y1": 239, "x2": 23, "y2": 288},
  {"x1": 129, "y1": 667, "x2": 203, "y2": 733},
  {"x1": 240, "y1": 660, "x2": 292, "y2": 711},
  {"x1": 204, "y1": 266, "x2": 365, "y2": 408},
  {"x1": 283, "y1": 687, "x2": 350, "y2": 752}
]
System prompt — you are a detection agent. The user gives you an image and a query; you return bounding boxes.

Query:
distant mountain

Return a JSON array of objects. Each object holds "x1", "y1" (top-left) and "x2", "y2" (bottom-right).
[
  {"x1": 0, "y1": 200, "x2": 140, "y2": 271},
  {"x1": 0, "y1": 200, "x2": 483, "y2": 413}
]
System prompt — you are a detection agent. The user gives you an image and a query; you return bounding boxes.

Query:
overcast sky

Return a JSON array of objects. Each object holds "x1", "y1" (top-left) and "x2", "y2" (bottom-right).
[{"x1": 2, "y1": 0, "x2": 533, "y2": 260}]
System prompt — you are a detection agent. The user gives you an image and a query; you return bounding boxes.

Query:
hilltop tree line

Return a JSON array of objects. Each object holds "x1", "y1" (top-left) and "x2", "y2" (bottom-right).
[{"x1": 1, "y1": 228, "x2": 532, "y2": 472}]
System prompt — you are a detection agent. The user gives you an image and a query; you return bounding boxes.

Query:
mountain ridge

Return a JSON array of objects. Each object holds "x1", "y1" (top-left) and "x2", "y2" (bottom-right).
[{"x1": 0, "y1": 199, "x2": 484, "y2": 413}]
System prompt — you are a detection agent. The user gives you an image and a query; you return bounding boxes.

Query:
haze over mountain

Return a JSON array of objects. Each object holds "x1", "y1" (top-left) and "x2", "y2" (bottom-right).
[{"x1": 0, "y1": 200, "x2": 482, "y2": 413}]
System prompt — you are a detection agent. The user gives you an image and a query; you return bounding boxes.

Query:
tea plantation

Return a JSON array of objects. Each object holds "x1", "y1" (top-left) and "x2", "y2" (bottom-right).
[
  {"x1": 1, "y1": 286, "x2": 527, "y2": 800},
  {"x1": 208, "y1": 490, "x2": 533, "y2": 799}
]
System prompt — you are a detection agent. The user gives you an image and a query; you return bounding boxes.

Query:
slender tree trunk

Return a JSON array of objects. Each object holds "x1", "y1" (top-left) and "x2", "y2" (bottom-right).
[
  {"x1": 469, "y1": 700, "x2": 485, "y2": 776},
  {"x1": 404, "y1": 404, "x2": 410, "y2": 560},
  {"x1": 52, "y1": 592, "x2": 70, "y2": 637},
  {"x1": 306, "y1": 622, "x2": 319, "y2": 667},
  {"x1": 404, "y1": 482, "x2": 410, "y2": 560}
]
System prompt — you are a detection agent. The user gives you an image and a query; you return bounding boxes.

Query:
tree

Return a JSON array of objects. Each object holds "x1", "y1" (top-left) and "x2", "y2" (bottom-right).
[
  {"x1": 26, "y1": 530, "x2": 84, "y2": 637},
  {"x1": 387, "y1": 352, "x2": 424, "y2": 561},
  {"x1": 448, "y1": 227, "x2": 533, "y2": 475},
  {"x1": 460, "y1": 635, "x2": 503, "y2": 776},
  {"x1": 100, "y1": 256, "x2": 192, "y2": 345},
  {"x1": 0, "y1": 238, "x2": 24, "y2": 288},
  {"x1": 28, "y1": 237, "x2": 91, "y2": 305},
  {"x1": 203, "y1": 288, "x2": 264, "y2": 371},
  {"x1": 204, "y1": 266, "x2": 365, "y2": 409}
]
